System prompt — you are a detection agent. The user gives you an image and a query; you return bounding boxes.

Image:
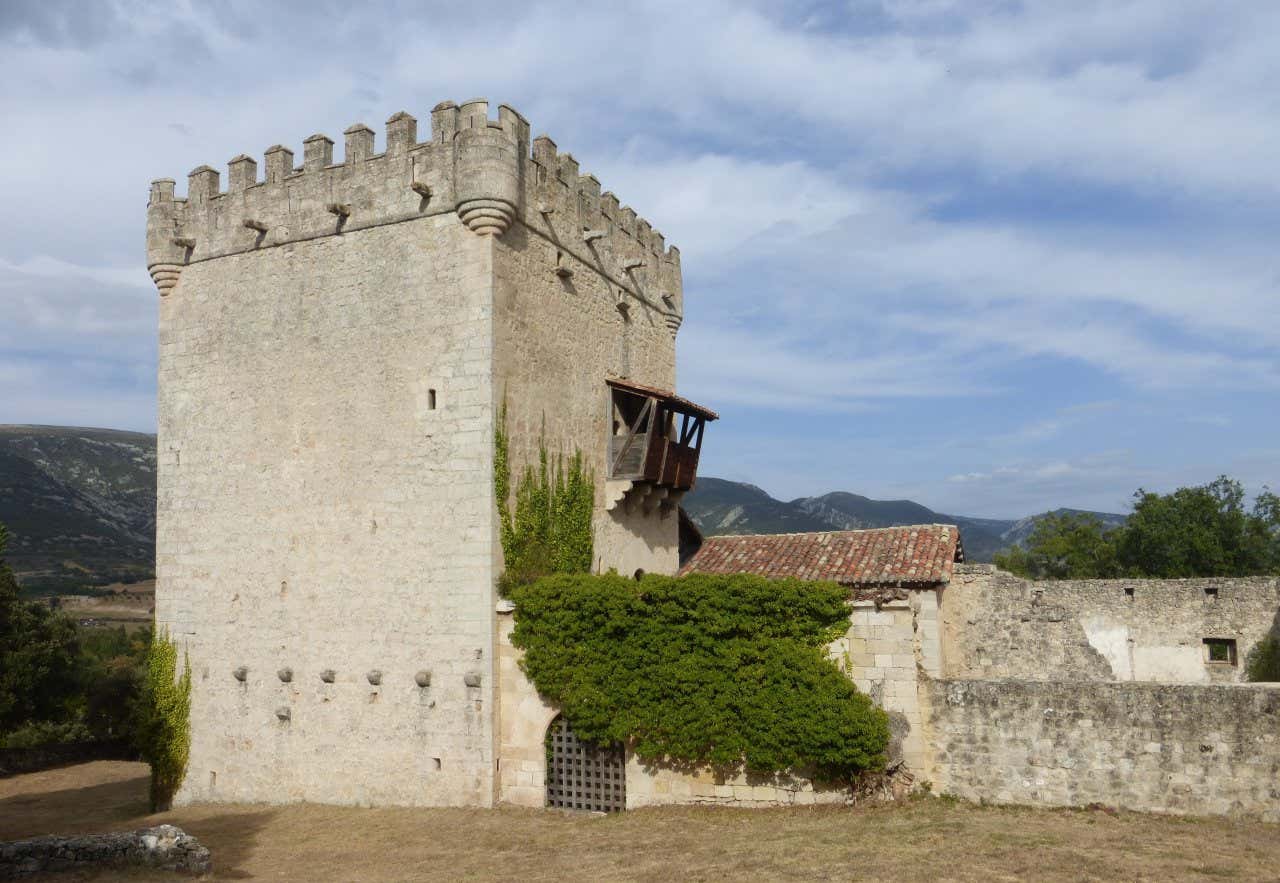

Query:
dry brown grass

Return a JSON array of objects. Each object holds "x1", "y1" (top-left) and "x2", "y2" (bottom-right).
[{"x1": 3, "y1": 761, "x2": 1278, "y2": 882}]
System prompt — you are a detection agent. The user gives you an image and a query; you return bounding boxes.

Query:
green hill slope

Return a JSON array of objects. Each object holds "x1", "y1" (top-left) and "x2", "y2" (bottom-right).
[
  {"x1": 0, "y1": 425, "x2": 156, "y2": 593},
  {"x1": 0, "y1": 425, "x2": 1128, "y2": 582},
  {"x1": 684, "y1": 477, "x2": 1126, "y2": 562}
]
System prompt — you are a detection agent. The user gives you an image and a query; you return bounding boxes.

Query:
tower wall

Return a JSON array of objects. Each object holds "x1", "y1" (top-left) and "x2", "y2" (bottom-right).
[
  {"x1": 152, "y1": 108, "x2": 509, "y2": 807},
  {"x1": 492, "y1": 132, "x2": 683, "y2": 579},
  {"x1": 490, "y1": 136, "x2": 685, "y2": 805},
  {"x1": 149, "y1": 99, "x2": 688, "y2": 809}
]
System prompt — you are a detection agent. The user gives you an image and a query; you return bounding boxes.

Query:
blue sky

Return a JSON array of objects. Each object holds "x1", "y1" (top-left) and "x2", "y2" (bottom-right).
[{"x1": 1, "y1": 0, "x2": 1276, "y2": 518}]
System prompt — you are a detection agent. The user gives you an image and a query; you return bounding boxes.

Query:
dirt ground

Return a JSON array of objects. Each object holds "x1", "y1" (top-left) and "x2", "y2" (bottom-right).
[
  {"x1": 56, "y1": 583, "x2": 153, "y2": 629},
  {"x1": 2, "y1": 761, "x2": 1278, "y2": 882}
]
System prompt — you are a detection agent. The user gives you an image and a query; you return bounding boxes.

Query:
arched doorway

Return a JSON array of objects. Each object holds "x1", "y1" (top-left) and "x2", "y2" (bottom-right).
[{"x1": 545, "y1": 716, "x2": 626, "y2": 812}]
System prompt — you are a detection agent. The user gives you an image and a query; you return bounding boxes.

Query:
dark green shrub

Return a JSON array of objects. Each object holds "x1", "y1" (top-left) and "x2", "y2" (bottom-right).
[
  {"x1": 0, "y1": 522, "x2": 80, "y2": 733},
  {"x1": 0, "y1": 719, "x2": 93, "y2": 749},
  {"x1": 510, "y1": 572, "x2": 889, "y2": 781},
  {"x1": 1247, "y1": 634, "x2": 1280, "y2": 682}
]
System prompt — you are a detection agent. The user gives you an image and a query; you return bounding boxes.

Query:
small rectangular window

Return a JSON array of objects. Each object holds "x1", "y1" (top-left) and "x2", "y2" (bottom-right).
[
  {"x1": 1204, "y1": 586, "x2": 1218, "y2": 601},
  {"x1": 428, "y1": 389, "x2": 437, "y2": 410},
  {"x1": 1124, "y1": 587, "x2": 1135, "y2": 599},
  {"x1": 1203, "y1": 638, "x2": 1237, "y2": 665}
]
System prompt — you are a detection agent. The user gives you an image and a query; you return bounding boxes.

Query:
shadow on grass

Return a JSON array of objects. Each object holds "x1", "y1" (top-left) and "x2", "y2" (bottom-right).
[
  {"x1": 160, "y1": 808, "x2": 277, "y2": 880},
  {"x1": 0, "y1": 772, "x2": 151, "y2": 840},
  {"x1": 0, "y1": 766, "x2": 276, "y2": 880}
]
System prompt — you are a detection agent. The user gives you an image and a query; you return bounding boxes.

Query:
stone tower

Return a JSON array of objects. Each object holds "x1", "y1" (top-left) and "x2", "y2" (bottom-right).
[{"x1": 147, "y1": 100, "x2": 711, "y2": 807}]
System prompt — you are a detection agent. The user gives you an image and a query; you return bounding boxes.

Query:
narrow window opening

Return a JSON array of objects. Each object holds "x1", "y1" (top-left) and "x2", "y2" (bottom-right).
[
  {"x1": 1203, "y1": 638, "x2": 1237, "y2": 665},
  {"x1": 432, "y1": 757, "x2": 442, "y2": 770},
  {"x1": 428, "y1": 389, "x2": 437, "y2": 410},
  {"x1": 209, "y1": 771, "x2": 217, "y2": 789},
  {"x1": 1124, "y1": 587, "x2": 1135, "y2": 599}
]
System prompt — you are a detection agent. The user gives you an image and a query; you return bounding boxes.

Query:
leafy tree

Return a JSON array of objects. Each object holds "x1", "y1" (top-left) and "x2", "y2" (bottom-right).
[
  {"x1": 1117, "y1": 477, "x2": 1276, "y2": 577},
  {"x1": 994, "y1": 512, "x2": 1119, "y2": 579},
  {"x1": 0, "y1": 522, "x2": 79, "y2": 733},
  {"x1": 511, "y1": 572, "x2": 889, "y2": 781},
  {"x1": 79, "y1": 625, "x2": 149, "y2": 743},
  {"x1": 996, "y1": 477, "x2": 1279, "y2": 580},
  {"x1": 1252, "y1": 487, "x2": 1280, "y2": 574}
]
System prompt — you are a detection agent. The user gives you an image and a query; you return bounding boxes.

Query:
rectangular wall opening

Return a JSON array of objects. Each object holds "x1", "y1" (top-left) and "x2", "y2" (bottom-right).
[{"x1": 1203, "y1": 638, "x2": 1237, "y2": 665}]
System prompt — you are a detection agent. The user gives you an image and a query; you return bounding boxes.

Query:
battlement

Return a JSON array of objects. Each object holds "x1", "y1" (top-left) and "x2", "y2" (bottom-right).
[{"x1": 146, "y1": 99, "x2": 683, "y2": 326}]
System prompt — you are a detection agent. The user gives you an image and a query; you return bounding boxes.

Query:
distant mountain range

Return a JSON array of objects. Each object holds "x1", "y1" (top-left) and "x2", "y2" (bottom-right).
[
  {"x1": 0, "y1": 425, "x2": 1129, "y2": 591},
  {"x1": 682, "y1": 477, "x2": 1128, "y2": 562},
  {"x1": 0, "y1": 426, "x2": 156, "y2": 593}
]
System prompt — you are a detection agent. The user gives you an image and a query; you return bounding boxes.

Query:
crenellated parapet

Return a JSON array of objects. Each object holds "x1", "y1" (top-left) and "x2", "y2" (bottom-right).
[
  {"x1": 146, "y1": 99, "x2": 683, "y2": 334},
  {"x1": 520, "y1": 134, "x2": 683, "y2": 333}
]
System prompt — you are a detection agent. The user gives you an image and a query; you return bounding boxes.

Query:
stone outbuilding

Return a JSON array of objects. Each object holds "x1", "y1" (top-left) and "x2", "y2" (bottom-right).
[{"x1": 681, "y1": 525, "x2": 964, "y2": 775}]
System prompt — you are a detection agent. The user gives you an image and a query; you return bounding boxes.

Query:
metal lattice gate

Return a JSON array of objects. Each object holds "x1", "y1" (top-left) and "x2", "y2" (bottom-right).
[{"x1": 545, "y1": 716, "x2": 626, "y2": 812}]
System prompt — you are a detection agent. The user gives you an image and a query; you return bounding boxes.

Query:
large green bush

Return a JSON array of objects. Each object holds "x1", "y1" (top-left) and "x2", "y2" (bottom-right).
[{"x1": 510, "y1": 572, "x2": 889, "y2": 781}]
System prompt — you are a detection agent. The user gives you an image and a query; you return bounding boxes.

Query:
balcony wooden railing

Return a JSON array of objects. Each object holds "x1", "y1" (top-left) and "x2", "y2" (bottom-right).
[{"x1": 609, "y1": 433, "x2": 702, "y2": 491}]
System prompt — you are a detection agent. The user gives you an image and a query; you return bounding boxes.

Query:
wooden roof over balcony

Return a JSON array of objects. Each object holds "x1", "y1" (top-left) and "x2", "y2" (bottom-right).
[{"x1": 606, "y1": 378, "x2": 719, "y2": 421}]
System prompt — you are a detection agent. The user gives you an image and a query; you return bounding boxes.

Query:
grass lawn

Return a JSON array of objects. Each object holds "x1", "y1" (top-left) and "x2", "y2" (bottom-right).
[{"x1": 2, "y1": 761, "x2": 1278, "y2": 881}]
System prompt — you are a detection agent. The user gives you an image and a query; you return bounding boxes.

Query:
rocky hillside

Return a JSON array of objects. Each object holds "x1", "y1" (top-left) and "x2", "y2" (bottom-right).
[
  {"x1": 0, "y1": 426, "x2": 156, "y2": 593},
  {"x1": 0, "y1": 425, "x2": 1128, "y2": 585},
  {"x1": 683, "y1": 477, "x2": 1126, "y2": 562}
]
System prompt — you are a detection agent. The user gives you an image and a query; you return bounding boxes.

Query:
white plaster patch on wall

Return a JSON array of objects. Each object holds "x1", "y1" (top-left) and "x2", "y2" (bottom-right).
[
  {"x1": 1082, "y1": 617, "x2": 1133, "y2": 681},
  {"x1": 1133, "y1": 646, "x2": 1207, "y2": 683}
]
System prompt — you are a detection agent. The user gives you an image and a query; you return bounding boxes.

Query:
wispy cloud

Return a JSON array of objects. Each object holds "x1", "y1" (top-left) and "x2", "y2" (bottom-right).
[{"x1": 0, "y1": 0, "x2": 1276, "y2": 513}]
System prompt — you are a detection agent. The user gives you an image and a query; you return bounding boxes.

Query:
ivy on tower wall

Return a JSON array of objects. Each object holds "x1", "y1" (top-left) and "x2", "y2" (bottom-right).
[
  {"x1": 495, "y1": 401, "x2": 595, "y2": 594},
  {"x1": 511, "y1": 572, "x2": 890, "y2": 781},
  {"x1": 137, "y1": 629, "x2": 191, "y2": 811}
]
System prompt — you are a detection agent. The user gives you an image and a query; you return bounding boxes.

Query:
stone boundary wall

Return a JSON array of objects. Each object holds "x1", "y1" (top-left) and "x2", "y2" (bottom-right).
[
  {"x1": 926, "y1": 678, "x2": 1280, "y2": 821},
  {"x1": 0, "y1": 825, "x2": 210, "y2": 878},
  {"x1": 0, "y1": 741, "x2": 134, "y2": 779},
  {"x1": 942, "y1": 565, "x2": 1280, "y2": 683}
]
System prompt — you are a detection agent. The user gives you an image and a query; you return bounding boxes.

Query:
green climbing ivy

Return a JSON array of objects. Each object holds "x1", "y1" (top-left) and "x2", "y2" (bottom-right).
[
  {"x1": 510, "y1": 572, "x2": 890, "y2": 782},
  {"x1": 137, "y1": 629, "x2": 191, "y2": 811},
  {"x1": 495, "y1": 402, "x2": 594, "y2": 594}
]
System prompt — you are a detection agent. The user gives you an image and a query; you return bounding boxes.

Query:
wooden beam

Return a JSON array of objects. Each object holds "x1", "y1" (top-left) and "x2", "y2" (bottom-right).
[{"x1": 610, "y1": 396, "x2": 653, "y2": 477}]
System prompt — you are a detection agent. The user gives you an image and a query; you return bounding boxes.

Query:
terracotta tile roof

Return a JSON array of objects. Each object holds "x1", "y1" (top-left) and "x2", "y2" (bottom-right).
[{"x1": 679, "y1": 525, "x2": 963, "y2": 587}]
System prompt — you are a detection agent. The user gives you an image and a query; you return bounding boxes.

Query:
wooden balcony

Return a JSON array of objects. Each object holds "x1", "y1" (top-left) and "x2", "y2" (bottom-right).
[{"x1": 606, "y1": 379, "x2": 717, "y2": 502}]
